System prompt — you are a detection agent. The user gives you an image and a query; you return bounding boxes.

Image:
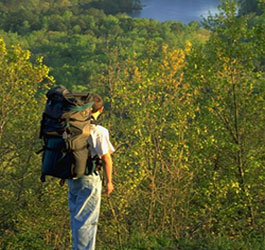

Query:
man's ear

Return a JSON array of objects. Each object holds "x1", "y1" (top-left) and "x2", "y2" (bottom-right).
[{"x1": 99, "y1": 106, "x2": 104, "y2": 113}]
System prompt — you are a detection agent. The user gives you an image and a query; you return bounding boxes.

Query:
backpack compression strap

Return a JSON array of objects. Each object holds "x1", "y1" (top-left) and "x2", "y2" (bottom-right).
[{"x1": 69, "y1": 101, "x2": 94, "y2": 112}]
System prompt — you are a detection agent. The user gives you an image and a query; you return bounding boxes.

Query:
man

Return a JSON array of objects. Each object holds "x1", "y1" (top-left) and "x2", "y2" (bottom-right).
[{"x1": 67, "y1": 93, "x2": 115, "y2": 250}]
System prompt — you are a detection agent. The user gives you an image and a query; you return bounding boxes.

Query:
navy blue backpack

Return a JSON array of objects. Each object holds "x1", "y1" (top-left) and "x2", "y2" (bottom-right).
[{"x1": 38, "y1": 86, "x2": 94, "y2": 182}]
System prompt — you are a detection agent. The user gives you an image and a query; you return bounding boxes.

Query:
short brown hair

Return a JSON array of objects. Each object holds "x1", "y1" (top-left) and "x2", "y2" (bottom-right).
[{"x1": 90, "y1": 93, "x2": 104, "y2": 113}]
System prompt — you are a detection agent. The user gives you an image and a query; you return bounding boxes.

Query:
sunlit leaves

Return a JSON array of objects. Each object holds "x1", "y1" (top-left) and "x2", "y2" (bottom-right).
[
  {"x1": 185, "y1": 0, "x2": 265, "y2": 237},
  {"x1": 99, "y1": 41, "x2": 197, "y2": 239},
  {"x1": 0, "y1": 38, "x2": 58, "y2": 249}
]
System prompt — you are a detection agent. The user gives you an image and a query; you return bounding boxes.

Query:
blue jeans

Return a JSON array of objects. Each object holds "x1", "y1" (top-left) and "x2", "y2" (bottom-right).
[{"x1": 68, "y1": 174, "x2": 102, "y2": 250}]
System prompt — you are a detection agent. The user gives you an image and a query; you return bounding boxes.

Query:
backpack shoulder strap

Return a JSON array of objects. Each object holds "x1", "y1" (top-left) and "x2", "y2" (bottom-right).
[{"x1": 90, "y1": 116, "x2": 99, "y2": 125}]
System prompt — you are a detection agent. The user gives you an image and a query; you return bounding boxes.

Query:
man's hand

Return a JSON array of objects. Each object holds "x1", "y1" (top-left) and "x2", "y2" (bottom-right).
[{"x1": 106, "y1": 182, "x2": 114, "y2": 195}]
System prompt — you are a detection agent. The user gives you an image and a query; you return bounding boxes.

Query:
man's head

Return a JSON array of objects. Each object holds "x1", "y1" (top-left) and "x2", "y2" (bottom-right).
[{"x1": 90, "y1": 93, "x2": 104, "y2": 115}]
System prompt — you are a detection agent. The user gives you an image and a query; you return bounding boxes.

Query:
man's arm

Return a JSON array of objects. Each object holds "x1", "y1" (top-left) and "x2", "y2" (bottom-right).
[{"x1": 101, "y1": 152, "x2": 114, "y2": 195}]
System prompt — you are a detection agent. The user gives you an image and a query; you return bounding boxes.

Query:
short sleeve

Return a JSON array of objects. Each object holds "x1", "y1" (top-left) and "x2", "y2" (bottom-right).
[{"x1": 88, "y1": 125, "x2": 115, "y2": 158}]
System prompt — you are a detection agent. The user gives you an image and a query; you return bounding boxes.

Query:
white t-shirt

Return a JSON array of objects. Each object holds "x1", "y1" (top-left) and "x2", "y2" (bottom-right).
[{"x1": 88, "y1": 124, "x2": 115, "y2": 158}]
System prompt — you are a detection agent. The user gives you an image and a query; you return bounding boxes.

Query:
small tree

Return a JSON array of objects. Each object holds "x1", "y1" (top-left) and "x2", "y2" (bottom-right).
[
  {"x1": 185, "y1": 0, "x2": 265, "y2": 238},
  {"x1": 0, "y1": 38, "x2": 72, "y2": 249}
]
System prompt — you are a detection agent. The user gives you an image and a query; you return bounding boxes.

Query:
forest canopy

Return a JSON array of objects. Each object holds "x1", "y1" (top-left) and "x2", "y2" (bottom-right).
[{"x1": 0, "y1": 0, "x2": 264, "y2": 249}]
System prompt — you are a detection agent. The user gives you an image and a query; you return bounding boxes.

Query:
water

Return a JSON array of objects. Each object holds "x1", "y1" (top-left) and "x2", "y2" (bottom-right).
[{"x1": 130, "y1": 0, "x2": 220, "y2": 24}]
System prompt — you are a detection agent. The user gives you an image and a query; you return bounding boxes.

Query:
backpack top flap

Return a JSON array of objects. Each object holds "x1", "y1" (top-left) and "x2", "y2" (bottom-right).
[
  {"x1": 62, "y1": 92, "x2": 94, "y2": 122},
  {"x1": 44, "y1": 86, "x2": 69, "y2": 120},
  {"x1": 41, "y1": 86, "x2": 94, "y2": 137},
  {"x1": 44, "y1": 87, "x2": 94, "y2": 120}
]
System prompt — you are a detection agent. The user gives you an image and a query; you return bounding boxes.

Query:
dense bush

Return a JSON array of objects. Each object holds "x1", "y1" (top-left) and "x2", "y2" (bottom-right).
[{"x1": 0, "y1": 0, "x2": 264, "y2": 249}]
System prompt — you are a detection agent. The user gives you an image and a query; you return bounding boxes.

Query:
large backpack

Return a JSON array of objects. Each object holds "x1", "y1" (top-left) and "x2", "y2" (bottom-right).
[{"x1": 39, "y1": 86, "x2": 95, "y2": 182}]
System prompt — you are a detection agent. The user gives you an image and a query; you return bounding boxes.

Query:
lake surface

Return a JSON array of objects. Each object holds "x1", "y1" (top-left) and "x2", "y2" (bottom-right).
[{"x1": 130, "y1": 0, "x2": 220, "y2": 24}]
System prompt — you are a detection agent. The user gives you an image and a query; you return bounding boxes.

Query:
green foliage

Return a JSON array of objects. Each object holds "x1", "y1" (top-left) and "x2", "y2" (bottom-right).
[
  {"x1": 88, "y1": 0, "x2": 142, "y2": 14},
  {"x1": 0, "y1": 0, "x2": 264, "y2": 249},
  {"x1": 0, "y1": 0, "x2": 210, "y2": 89},
  {"x1": 99, "y1": 42, "x2": 195, "y2": 240},
  {"x1": 0, "y1": 38, "x2": 71, "y2": 249},
  {"x1": 121, "y1": 231, "x2": 176, "y2": 250},
  {"x1": 185, "y1": 0, "x2": 265, "y2": 240},
  {"x1": 238, "y1": 0, "x2": 265, "y2": 15}
]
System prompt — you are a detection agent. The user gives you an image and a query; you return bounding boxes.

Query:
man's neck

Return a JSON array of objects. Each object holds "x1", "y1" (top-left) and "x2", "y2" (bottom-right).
[{"x1": 91, "y1": 112, "x2": 100, "y2": 120}]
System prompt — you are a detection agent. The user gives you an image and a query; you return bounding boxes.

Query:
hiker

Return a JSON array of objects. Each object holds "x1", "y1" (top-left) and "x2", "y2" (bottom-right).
[{"x1": 67, "y1": 93, "x2": 115, "y2": 250}]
